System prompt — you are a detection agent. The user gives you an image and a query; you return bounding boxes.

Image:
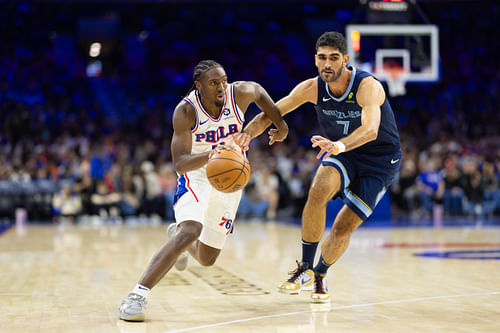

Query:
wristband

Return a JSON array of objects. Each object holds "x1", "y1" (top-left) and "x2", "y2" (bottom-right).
[{"x1": 334, "y1": 141, "x2": 346, "y2": 154}]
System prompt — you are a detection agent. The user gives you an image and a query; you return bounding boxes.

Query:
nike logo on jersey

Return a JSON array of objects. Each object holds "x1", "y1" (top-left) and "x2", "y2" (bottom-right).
[
  {"x1": 199, "y1": 119, "x2": 209, "y2": 126},
  {"x1": 391, "y1": 159, "x2": 399, "y2": 164},
  {"x1": 322, "y1": 97, "x2": 331, "y2": 102}
]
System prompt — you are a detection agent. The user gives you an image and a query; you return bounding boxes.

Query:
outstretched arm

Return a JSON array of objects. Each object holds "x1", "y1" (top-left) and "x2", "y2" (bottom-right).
[
  {"x1": 311, "y1": 76, "x2": 384, "y2": 158},
  {"x1": 233, "y1": 81, "x2": 288, "y2": 149},
  {"x1": 236, "y1": 82, "x2": 288, "y2": 141},
  {"x1": 242, "y1": 78, "x2": 317, "y2": 144}
]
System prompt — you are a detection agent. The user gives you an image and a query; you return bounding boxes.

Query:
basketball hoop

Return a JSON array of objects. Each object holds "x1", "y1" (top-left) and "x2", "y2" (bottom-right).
[{"x1": 379, "y1": 64, "x2": 409, "y2": 97}]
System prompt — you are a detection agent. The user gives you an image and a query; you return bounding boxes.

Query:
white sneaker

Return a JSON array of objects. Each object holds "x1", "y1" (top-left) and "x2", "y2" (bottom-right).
[
  {"x1": 167, "y1": 223, "x2": 189, "y2": 271},
  {"x1": 118, "y1": 293, "x2": 147, "y2": 322}
]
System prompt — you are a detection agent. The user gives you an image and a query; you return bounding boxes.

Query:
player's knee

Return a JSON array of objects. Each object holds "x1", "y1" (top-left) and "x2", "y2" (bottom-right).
[
  {"x1": 177, "y1": 222, "x2": 202, "y2": 243},
  {"x1": 308, "y1": 183, "x2": 333, "y2": 203},
  {"x1": 198, "y1": 250, "x2": 219, "y2": 266},
  {"x1": 199, "y1": 255, "x2": 218, "y2": 266}
]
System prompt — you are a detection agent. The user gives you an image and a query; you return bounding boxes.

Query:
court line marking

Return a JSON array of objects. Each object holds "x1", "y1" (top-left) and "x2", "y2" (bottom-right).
[
  {"x1": 383, "y1": 242, "x2": 500, "y2": 248},
  {"x1": 163, "y1": 291, "x2": 500, "y2": 333}
]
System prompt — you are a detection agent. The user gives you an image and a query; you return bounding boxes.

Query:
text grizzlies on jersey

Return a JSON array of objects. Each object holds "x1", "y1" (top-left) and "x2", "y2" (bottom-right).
[
  {"x1": 322, "y1": 109, "x2": 361, "y2": 119},
  {"x1": 195, "y1": 124, "x2": 238, "y2": 143}
]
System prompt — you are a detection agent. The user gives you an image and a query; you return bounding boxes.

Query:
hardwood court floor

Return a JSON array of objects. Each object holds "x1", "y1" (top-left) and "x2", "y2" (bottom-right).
[{"x1": 1, "y1": 221, "x2": 499, "y2": 333}]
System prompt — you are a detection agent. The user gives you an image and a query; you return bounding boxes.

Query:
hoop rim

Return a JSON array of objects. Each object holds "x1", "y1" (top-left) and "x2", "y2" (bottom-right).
[{"x1": 376, "y1": 64, "x2": 410, "y2": 80}]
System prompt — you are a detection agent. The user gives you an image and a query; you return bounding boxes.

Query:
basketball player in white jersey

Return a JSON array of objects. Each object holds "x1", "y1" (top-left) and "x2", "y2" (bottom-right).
[{"x1": 118, "y1": 60, "x2": 288, "y2": 322}]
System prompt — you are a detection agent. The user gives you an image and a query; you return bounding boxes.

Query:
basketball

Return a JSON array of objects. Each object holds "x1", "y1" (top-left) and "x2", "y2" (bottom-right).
[{"x1": 206, "y1": 148, "x2": 251, "y2": 193}]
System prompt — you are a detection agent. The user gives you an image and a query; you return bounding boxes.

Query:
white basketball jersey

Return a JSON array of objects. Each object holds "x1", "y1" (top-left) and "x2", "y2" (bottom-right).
[
  {"x1": 182, "y1": 84, "x2": 245, "y2": 178},
  {"x1": 174, "y1": 84, "x2": 244, "y2": 244}
]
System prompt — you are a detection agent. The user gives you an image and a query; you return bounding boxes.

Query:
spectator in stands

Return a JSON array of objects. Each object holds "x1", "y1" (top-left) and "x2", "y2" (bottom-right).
[
  {"x1": 391, "y1": 159, "x2": 418, "y2": 216},
  {"x1": 74, "y1": 171, "x2": 94, "y2": 217},
  {"x1": 462, "y1": 167, "x2": 486, "y2": 218},
  {"x1": 417, "y1": 157, "x2": 444, "y2": 223},
  {"x1": 158, "y1": 163, "x2": 177, "y2": 221},
  {"x1": 90, "y1": 180, "x2": 121, "y2": 223},
  {"x1": 238, "y1": 181, "x2": 269, "y2": 220},
  {"x1": 482, "y1": 160, "x2": 499, "y2": 209},
  {"x1": 90, "y1": 145, "x2": 113, "y2": 184},
  {"x1": 252, "y1": 162, "x2": 280, "y2": 219},
  {"x1": 120, "y1": 166, "x2": 140, "y2": 218},
  {"x1": 140, "y1": 160, "x2": 164, "y2": 222},
  {"x1": 461, "y1": 158, "x2": 496, "y2": 219},
  {"x1": 442, "y1": 155, "x2": 464, "y2": 216},
  {"x1": 52, "y1": 183, "x2": 82, "y2": 224}
]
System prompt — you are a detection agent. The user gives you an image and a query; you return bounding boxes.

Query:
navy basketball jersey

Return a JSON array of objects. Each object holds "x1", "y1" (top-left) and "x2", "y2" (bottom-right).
[{"x1": 313, "y1": 66, "x2": 401, "y2": 155}]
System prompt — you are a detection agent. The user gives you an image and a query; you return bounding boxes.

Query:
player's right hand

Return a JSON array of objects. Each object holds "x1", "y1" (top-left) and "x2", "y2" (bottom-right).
[
  {"x1": 209, "y1": 145, "x2": 225, "y2": 159},
  {"x1": 311, "y1": 135, "x2": 339, "y2": 159},
  {"x1": 209, "y1": 145, "x2": 239, "y2": 159}
]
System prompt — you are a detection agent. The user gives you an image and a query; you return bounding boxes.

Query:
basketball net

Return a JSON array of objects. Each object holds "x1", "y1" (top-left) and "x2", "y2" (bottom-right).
[{"x1": 380, "y1": 64, "x2": 408, "y2": 97}]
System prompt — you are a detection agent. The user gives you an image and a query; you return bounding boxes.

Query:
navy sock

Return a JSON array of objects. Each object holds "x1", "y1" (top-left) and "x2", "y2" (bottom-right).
[
  {"x1": 314, "y1": 255, "x2": 332, "y2": 274},
  {"x1": 301, "y1": 239, "x2": 319, "y2": 269}
]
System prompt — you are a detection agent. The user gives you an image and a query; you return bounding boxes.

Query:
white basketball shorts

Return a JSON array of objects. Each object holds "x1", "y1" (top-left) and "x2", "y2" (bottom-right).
[{"x1": 173, "y1": 171, "x2": 242, "y2": 249}]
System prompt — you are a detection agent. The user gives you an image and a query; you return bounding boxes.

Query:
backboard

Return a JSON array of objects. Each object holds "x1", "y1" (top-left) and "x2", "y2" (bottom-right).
[{"x1": 346, "y1": 24, "x2": 439, "y2": 96}]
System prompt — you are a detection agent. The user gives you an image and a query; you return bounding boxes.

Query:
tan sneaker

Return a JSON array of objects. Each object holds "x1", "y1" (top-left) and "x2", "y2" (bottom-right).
[
  {"x1": 277, "y1": 261, "x2": 314, "y2": 295},
  {"x1": 310, "y1": 272, "x2": 330, "y2": 303}
]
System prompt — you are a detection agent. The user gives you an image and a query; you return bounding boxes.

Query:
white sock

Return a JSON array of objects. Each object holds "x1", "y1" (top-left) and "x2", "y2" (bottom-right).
[{"x1": 132, "y1": 284, "x2": 150, "y2": 298}]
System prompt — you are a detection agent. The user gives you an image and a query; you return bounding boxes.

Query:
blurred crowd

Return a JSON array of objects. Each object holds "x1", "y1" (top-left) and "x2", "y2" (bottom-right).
[{"x1": 0, "y1": 1, "x2": 499, "y2": 223}]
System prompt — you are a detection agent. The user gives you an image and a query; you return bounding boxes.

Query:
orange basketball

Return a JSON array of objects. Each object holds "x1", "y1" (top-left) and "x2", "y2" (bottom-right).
[{"x1": 206, "y1": 148, "x2": 251, "y2": 193}]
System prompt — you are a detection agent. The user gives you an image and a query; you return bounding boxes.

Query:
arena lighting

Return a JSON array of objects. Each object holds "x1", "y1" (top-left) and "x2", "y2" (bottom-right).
[
  {"x1": 89, "y1": 42, "x2": 101, "y2": 57},
  {"x1": 351, "y1": 30, "x2": 361, "y2": 52},
  {"x1": 368, "y1": 0, "x2": 408, "y2": 12}
]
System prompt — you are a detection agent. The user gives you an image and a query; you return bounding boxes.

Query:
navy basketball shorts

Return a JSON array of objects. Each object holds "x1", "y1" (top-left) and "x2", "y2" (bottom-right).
[{"x1": 321, "y1": 150, "x2": 401, "y2": 221}]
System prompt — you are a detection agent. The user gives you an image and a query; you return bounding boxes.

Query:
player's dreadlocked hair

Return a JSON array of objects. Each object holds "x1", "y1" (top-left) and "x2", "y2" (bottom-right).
[{"x1": 186, "y1": 60, "x2": 223, "y2": 96}]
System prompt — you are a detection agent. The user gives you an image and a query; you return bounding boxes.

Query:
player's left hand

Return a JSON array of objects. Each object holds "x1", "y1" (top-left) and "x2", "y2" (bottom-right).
[
  {"x1": 311, "y1": 135, "x2": 340, "y2": 159},
  {"x1": 233, "y1": 132, "x2": 251, "y2": 151}
]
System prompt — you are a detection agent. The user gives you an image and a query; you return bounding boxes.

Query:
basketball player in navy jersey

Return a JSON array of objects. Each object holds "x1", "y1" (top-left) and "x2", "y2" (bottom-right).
[
  {"x1": 240, "y1": 32, "x2": 401, "y2": 303},
  {"x1": 118, "y1": 60, "x2": 288, "y2": 321}
]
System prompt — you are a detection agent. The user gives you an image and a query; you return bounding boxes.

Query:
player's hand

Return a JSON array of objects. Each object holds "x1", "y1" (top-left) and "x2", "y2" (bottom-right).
[
  {"x1": 268, "y1": 123, "x2": 288, "y2": 145},
  {"x1": 233, "y1": 132, "x2": 251, "y2": 152},
  {"x1": 209, "y1": 145, "x2": 240, "y2": 159},
  {"x1": 311, "y1": 135, "x2": 340, "y2": 159},
  {"x1": 209, "y1": 145, "x2": 227, "y2": 159}
]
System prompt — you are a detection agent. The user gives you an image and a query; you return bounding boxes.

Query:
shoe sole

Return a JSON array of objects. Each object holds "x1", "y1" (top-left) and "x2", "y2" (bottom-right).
[
  {"x1": 310, "y1": 296, "x2": 331, "y2": 303},
  {"x1": 276, "y1": 283, "x2": 314, "y2": 295},
  {"x1": 277, "y1": 287, "x2": 300, "y2": 295},
  {"x1": 119, "y1": 314, "x2": 145, "y2": 322}
]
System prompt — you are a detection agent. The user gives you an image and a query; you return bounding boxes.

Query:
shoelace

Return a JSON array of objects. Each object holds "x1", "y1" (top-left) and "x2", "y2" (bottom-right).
[
  {"x1": 287, "y1": 260, "x2": 306, "y2": 283},
  {"x1": 314, "y1": 274, "x2": 325, "y2": 294},
  {"x1": 128, "y1": 294, "x2": 147, "y2": 307}
]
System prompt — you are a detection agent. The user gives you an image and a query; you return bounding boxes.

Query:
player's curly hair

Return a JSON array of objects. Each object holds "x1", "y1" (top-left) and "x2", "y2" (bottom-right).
[
  {"x1": 185, "y1": 60, "x2": 223, "y2": 95},
  {"x1": 315, "y1": 31, "x2": 347, "y2": 55}
]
